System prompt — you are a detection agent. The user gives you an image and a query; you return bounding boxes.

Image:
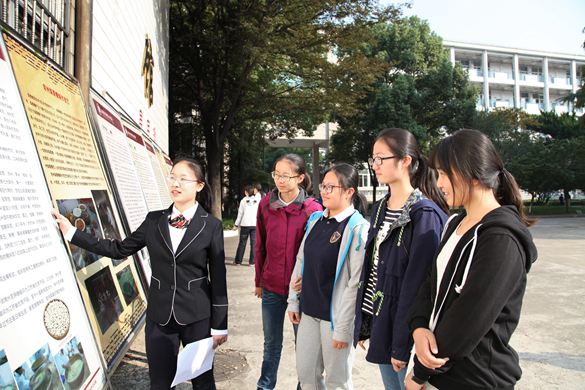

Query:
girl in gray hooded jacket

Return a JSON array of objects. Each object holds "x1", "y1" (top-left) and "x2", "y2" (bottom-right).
[{"x1": 287, "y1": 163, "x2": 369, "y2": 390}]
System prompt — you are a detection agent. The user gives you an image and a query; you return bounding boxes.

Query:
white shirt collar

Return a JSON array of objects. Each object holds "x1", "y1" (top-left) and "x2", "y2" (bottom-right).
[
  {"x1": 171, "y1": 203, "x2": 199, "y2": 220},
  {"x1": 278, "y1": 188, "x2": 300, "y2": 206},
  {"x1": 323, "y1": 204, "x2": 355, "y2": 222}
]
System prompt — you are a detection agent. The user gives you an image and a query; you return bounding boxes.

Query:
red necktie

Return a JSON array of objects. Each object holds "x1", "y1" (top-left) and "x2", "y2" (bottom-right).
[{"x1": 169, "y1": 214, "x2": 190, "y2": 229}]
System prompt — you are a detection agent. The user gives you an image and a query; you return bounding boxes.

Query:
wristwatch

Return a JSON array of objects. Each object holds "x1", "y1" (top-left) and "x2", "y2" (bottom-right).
[{"x1": 411, "y1": 374, "x2": 426, "y2": 385}]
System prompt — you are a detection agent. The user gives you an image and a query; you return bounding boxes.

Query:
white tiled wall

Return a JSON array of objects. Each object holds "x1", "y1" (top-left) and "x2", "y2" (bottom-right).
[{"x1": 91, "y1": 0, "x2": 169, "y2": 152}]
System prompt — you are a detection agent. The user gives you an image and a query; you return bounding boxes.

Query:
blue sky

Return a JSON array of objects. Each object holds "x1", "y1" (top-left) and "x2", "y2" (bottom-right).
[{"x1": 395, "y1": 0, "x2": 585, "y2": 55}]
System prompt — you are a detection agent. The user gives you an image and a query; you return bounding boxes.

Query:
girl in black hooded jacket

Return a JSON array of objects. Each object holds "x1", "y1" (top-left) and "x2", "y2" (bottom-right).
[{"x1": 405, "y1": 129, "x2": 538, "y2": 390}]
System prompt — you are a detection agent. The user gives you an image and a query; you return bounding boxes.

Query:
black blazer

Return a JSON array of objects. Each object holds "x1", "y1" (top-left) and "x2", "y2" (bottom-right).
[{"x1": 71, "y1": 204, "x2": 228, "y2": 330}]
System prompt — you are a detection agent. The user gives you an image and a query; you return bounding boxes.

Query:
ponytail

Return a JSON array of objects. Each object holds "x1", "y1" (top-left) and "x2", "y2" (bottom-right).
[
  {"x1": 497, "y1": 169, "x2": 536, "y2": 227},
  {"x1": 323, "y1": 163, "x2": 368, "y2": 217},
  {"x1": 352, "y1": 192, "x2": 368, "y2": 218},
  {"x1": 274, "y1": 153, "x2": 312, "y2": 192},
  {"x1": 376, "y1": 129, "x2": 449, "y2": 215},
  {"x1": 172, "y1": 156, "x2": 214, "y2": 213},
  {"x1": 429, "y1": 129, "x2": 537, "y2": 228},
  {"x1": 411, "y1": 155, "x2": 449, "y2": 215}
]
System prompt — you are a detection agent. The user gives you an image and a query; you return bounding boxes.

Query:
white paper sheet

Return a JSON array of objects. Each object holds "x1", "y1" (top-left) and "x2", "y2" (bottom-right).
[{"x1": 171, "y1": 337, "x2": 215, "y2": 387}]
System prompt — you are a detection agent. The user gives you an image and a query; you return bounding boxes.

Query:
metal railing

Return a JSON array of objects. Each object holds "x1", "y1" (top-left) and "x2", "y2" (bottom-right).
[{"x1": 1, "y1": 0, "x2": 69, "y2": 67}]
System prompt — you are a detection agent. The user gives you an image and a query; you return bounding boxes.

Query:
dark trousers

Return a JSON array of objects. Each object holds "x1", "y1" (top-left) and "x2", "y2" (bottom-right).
[
  {"x1": 234, "y1": 226, "x2": 256, "y2": 264},
  {"x1": 145, "y1": 316, "x2": 215, "y2": 390}
]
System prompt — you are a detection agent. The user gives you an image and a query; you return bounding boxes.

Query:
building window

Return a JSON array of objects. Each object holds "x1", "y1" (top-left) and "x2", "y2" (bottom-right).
[
  {"x1": 1, "y1": 0, "x2": 69, "y2": 67},
  {"x1": 359, "y1": 174, "x2": 369, "y2": 188}
]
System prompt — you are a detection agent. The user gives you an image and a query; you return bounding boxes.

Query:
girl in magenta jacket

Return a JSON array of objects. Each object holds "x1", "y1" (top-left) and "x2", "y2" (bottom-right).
[{"x1": 254, "y1": 153, "x2": 323, "y2": 390}]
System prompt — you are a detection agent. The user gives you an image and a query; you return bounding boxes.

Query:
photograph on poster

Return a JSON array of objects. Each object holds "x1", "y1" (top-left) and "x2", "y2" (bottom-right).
[
  {"x1": 115, "y1": 266, "x2": 139, "y2": 306},
  {"x1": 53, "y1": 336, "x2": 90, "y2": 390},
  {"x1": 84, "y1": 268, "x2": 124, "y2": 334},
  {"x1": 90, "y1": 190, "x2": 122, "y2": 242},
  {"x1": 56, "y1": 198, "x2": 103, "y2": 271},
  {"x1": 0, "y1": 349, "x2": 18, "y2": 389},
  {"x1": 90, "y1": 190, "x2": 126, "y2": 267},
  {"x1": 15, "y1": 343, "x2": 64, "y2": 390}
]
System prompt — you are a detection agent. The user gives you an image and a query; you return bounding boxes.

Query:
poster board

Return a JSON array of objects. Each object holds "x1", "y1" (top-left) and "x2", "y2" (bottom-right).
[
  {"x1": 155, "y1": 146, "x2": 172, "y2": 177},
  {"x1": 121, "y1": 121, "x2": 164, "y2": 211},
  {"x1": 143, "y1": 138, "x2": 172, "y2": 207},
  {"x1": 0, "y1": 31, "x2": 108, "y2": 390},
  {"x1": 3, "y1": 32, "x2": 147, "y2": 370},
  {"x1": 89, "y1": 92, "x2": 152, "y2": 283}
]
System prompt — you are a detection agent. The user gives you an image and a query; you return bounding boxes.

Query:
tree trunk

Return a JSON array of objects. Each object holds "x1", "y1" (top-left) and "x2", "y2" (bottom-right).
[
  {"x1": 564, "y1": 189, "x2": 571, "y2": 213},
  {"x1": 206, "y1": 139, "x2": 223, "y2": 219}
]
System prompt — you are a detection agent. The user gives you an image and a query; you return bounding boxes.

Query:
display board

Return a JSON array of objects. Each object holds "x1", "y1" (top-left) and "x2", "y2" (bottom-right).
[
  {"x1": 3, "y1": 32, "x2": 147, "y2": 370},
  {"x1": 155, "y1": 146, "x2": 173, "y2": 177},
  {"x1": 89, "y1": 93, "x2": 152, "y2": 283},
  {"x1": 122, "y1": 121, "x2": 164, "y2": 211},
  {"x1": 0, "y1": 32, "x2": 108, "y2": 390},
  {"x1": 143, "y1": 138, "x2": 172, "y2": 207}
]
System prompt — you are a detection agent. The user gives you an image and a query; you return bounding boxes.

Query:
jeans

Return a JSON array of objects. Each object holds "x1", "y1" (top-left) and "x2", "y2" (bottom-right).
[
  {"x1": 234, "y1": 227, "x2": 256, "y2": 264},
  {"x1": 379, "y1": 364, "x2": 407, "y2": 390},
  {"x1": 257, "y1": 289, "x2": 299, "y2": 390}
]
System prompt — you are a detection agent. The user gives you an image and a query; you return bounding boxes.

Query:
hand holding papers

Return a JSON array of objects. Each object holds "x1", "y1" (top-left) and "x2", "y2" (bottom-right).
[{"x1": 171, "y1": 337, "x2": 215, "y2": 387}]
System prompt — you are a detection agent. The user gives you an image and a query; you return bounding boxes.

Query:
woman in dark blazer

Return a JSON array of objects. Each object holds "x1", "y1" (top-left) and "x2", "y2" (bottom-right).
[{"x1": 52, "y1": 157, "x2": 228, "y2": 390}]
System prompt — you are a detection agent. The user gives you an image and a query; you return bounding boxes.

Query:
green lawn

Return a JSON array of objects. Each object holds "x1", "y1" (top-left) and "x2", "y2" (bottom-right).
[{"x1": 524, "y1": 205, "x2": 584, "y2": 216}]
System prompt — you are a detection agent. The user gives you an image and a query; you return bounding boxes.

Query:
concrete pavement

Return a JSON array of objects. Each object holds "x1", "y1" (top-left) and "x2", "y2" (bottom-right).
[{"x1": 110, "y1": 217, "x2": 585, "y2": 389}]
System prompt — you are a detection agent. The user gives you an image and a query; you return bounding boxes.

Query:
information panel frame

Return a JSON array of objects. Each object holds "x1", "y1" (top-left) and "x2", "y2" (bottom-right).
[
  {"x1": 0, "y1": 27, "x2": 111, "y2": 390},
  {"x1": 2, "y1": 28, "x2": 148, "y2": 374}
]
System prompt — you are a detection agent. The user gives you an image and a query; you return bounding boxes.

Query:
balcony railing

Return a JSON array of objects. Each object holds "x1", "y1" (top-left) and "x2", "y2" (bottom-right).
[
  {"x1": 520, "y1": 74, "x2": 544, "y2": 83},
  {"x1": 488, "y1": 71, "x2": 513, "y2": 80},
  {"x1": 550, "y1": 77, "x2": 571, "y2": 85},
  {"x1": 465, "y1": 68, "x2": 483, "y2": 78},
  {"x1": 489, "y1": 99, "x2": 512, "y2": 108}
]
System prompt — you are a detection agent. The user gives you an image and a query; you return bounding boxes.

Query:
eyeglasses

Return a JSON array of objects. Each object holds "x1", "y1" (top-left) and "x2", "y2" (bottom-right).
[
  {"x1": 166, "y1": 175, "x2": 199, "y2": 185},
  {"x1": 271, "y1": 171, "x2": 300, "y2": 182},
  {"x1": 368, "y1": 155, "x2": 400, "y2": 167},
  {"x1": 319, "y1": 184, "x2": 343, "y2": 193}
]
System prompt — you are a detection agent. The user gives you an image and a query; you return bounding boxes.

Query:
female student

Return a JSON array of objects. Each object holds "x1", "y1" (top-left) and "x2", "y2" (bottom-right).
[
  {"x1": 232, "y1": 184, "x2": 260, "y2": 266},
  {"x1": 255, "y1": 153, "x2": 323, "y2": 390},
  {"x1": 405, "y1": 129, "x2": 537, "y2": 390},
  {"x1": 52, "y1": 157, "x2": 227, "y2": 390},
  {"x1": 287, "y1": 163, "x2": 369, "y2": 390},
  {"x1": 354, "y1": 128, "x2": 449, "y2": 390}
]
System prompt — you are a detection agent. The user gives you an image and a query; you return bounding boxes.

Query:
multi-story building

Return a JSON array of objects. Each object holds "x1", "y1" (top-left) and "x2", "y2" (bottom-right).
[{"x1": 444, "y1": 40, "x2": 585, "y2": 116}]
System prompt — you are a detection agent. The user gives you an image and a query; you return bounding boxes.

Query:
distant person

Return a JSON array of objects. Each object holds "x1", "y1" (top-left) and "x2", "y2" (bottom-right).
[
  {"x1": 53, "y1": 157, "x2": 227, "y2": 390},
  {"x1": 254, "y1": 182, "x2": 266, "y2": 198},
  {"x1": 559, "y1": 193, "x2": 564, "y2": 205},
  {"x1": 255, "y1": 153, "x2": 323, "y2": 390},
  {"x1": 288, "y1": 163, "x2": 369, "y2": 390},
  {"x1": 405, "y1": 129, "x2": 538, "y2": 390},
  {"x1": 232, "y1": 185, "x2": 260, "y2": 266}
]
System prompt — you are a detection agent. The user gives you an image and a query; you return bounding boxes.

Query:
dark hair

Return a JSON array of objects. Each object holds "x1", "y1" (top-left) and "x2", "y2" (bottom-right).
[
  {"x1": 429, "y1": 129, "x2": 536, "y2": 227},
  {"x1": 253, "y1": 182, "x2": 265, "y2": 197},
  {"x1": 375, "y1": 129, "x2": 449, "y2": 215},
  {"x1": 172, "y1": 157, "x2": 213, "y2": 212},
  {"x1": 243, "y1": 185, "x2": 254, "y2": 196},
  {"x1": 274, "y1": 153, "x2": 311, "y2": 191},
  {"x1": 323, "y1": 163, "x2": 368, "y2": 217}
]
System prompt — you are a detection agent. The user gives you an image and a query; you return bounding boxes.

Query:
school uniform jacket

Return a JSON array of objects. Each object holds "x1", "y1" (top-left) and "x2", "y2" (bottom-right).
[
  {"x1": 353, "y1": 190, "x2": 447, "y2": 364},
  {"x1": 71, "y1": 204, "x2": 228, "y2": 330}
]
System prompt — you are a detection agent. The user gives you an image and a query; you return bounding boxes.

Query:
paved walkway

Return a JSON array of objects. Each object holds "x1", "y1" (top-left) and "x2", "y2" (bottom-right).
[{"x1": 110, "y1": 217, "x2": 585, "y2": 389}]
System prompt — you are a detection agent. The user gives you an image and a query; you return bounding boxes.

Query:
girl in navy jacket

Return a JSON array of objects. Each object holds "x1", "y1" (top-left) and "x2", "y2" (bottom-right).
[{"x1": 354, "y1": 129, "x2": 449, "y2": 390}]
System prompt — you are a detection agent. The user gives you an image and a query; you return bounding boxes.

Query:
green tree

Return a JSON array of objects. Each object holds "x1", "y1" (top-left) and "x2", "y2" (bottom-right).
[
  {"x1": 329, "y1": 16, "x2": 477, "y2": 203},
  {"x1": 169, "y1": 0, "x2": 403, "y2": 217}
]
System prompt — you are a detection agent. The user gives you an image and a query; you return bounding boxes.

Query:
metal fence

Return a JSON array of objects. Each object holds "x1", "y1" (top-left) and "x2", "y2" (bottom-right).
[{"x1": 1, "y1": 0, "x2": 69, "y2": 67}]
